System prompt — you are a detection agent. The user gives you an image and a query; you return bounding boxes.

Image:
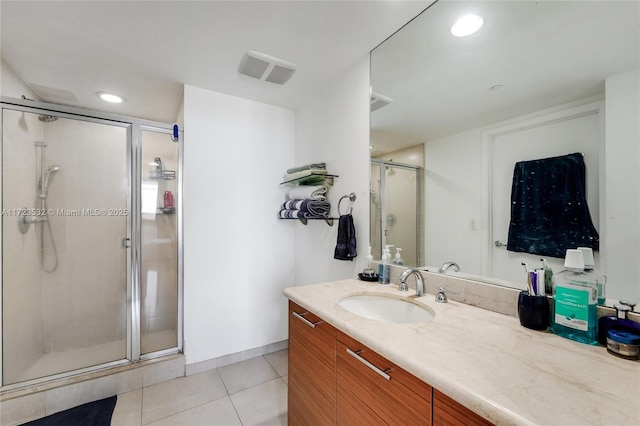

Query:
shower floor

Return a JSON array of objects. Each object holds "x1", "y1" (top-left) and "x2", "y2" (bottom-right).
[{"x1": 9, "y1": 329, "x2": 177, "y2": 386}]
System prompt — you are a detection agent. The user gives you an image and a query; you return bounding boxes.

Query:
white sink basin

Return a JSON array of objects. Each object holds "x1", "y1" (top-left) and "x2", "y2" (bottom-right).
[{"x1": 339, "y1": 294, "x2": 435, "y2": 324}]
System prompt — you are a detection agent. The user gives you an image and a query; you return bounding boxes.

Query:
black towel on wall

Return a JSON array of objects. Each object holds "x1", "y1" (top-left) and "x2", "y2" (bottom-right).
[
  {"x1": 334, "y1": 214, "x2": 357, "y2": 261},
  {"x1": 506, "y1": 152, "x2": 599, "y2": 258}
]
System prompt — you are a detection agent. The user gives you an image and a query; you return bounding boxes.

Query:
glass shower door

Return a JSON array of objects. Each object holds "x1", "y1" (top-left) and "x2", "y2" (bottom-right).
[
  {"x1": 370, "y1": 160, "x2": 422, "y2": 267},
  {"x1": 139, "y1": 128, "x2": 179, "y2": 355},
  {"x1": 1, "y1": 109, "x2": 130, "y2": 385}
]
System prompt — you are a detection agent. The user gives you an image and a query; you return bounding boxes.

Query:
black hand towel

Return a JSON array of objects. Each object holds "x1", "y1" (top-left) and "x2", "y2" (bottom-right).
[
  {"x1": 334, "y1": 214, "x2": 357, "y2": 261},
  {"x1": 507, "y1": 152, "x2": 599, "y2": 258}
]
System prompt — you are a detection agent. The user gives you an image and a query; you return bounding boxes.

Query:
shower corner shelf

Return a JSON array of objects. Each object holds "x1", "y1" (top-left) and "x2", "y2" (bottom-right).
[
  {"x1": 279, "y1": 173, "x2": 338, "y2": 186},
  {"x1": 157, "y1": 207, "x2": 175, "y2": 214},
  {"x1": 149, "y1": 170, "x2": 176, "y2": 180}
]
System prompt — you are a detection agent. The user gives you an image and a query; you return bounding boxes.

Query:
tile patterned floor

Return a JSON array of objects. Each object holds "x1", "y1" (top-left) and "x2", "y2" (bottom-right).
[{"x1": 111, "y1": 349, "x2": 288, "y2": 426}]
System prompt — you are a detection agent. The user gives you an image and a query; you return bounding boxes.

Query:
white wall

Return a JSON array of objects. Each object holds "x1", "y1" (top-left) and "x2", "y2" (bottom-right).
[
  {"x1": 183, "y1": 85, "x2": 295, "y2": 366},
  {"x1": 293, "y1": 56, "x2": 371, "y2": 285},
  {"x1": 605, "y1": 70, "x2": 640, "y2": 302}
]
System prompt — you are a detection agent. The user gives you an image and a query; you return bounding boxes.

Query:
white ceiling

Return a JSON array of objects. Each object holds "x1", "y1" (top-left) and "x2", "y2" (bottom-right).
[
  {"x1": 1, "y1": 0, "x2": 432, "y2": 123},
  {"x1": 370, "y1": 0, "x2": 640, "y2": 155}
]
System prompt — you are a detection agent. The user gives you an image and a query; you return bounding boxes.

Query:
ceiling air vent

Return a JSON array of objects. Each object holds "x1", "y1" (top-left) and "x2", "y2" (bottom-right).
[
  {"x1": 29, "y1": 83, "x2": 78, "y2": 102},
  {"x1": 370, "y1": 91, "x2": 394, "y2": 112},
  {"x1": 238, "y1": 50, "x2": 297, "y2": 85}
]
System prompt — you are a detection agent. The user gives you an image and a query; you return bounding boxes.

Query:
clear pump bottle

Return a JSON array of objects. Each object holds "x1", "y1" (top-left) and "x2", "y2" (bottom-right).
[
  {"x1": 577, "y1": 247, "x2": 606, "y2": 305},
  {"x1": 366, "y1": 246, "x2": 374, "y2": 270},
  {"x1": 392, "y1": 248, "x2": 404, "y2": 265}
]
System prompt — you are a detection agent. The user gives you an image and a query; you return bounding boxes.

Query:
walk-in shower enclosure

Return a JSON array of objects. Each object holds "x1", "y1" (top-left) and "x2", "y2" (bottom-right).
[
  {"x1": 0, "y1": 97, "x2": 182, "y2": 389},
  {"x1": 370, "y1": 159, "x2": 423, "y2": 267}
]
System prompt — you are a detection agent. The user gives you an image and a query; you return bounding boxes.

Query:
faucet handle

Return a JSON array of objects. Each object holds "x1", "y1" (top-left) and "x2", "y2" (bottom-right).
[
  {"x1": 435, "y1": 286, "x2": 459, "y2": 303},
  {"x1": 398, "y1": 281, "x2": 409, "y2": 292}
]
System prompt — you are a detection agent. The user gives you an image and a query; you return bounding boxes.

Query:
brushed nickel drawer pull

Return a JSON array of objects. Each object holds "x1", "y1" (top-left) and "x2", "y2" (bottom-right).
[
  {"x1": 292, "y1": 311, "x2": 322, "y2": 328},
  {"x1": 346, "y1": 348, "x2": 391, "y2": 381}
]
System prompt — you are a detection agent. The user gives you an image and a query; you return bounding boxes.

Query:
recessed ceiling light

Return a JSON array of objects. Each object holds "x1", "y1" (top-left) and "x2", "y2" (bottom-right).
[
  {"x1": 451, "y1": 14, "x2": 484, "y2": 37},
  {"x1": 97, "y1": 92, "x2": 125, "y2": 103}
]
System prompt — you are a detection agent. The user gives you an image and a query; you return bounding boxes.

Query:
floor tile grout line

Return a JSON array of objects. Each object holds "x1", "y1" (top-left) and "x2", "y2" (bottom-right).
[
  {"x1": 120, "y1": 353, "x2": 289, "y2": 426},
  {"x1": 140, "y1": 394, "x2": 234, "y2": 426},
  {"x1": 140, "y1": 369, "x2": 231, "y2": 425}
]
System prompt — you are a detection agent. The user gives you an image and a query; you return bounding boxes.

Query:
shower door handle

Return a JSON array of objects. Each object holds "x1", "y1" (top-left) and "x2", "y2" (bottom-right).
[{"x1": 121, "y1": 237, "x2": 130, "y2": 248}]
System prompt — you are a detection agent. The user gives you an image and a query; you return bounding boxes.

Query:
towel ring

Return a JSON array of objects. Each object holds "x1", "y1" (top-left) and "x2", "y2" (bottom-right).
[{"x1": 338, "y1": 192, "x2": 357, "y2": 215}]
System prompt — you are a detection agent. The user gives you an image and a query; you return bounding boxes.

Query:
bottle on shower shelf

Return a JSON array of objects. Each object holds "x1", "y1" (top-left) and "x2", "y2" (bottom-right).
[{"x1": 163, "y1": 190, "x2": 174, "y2": 213}]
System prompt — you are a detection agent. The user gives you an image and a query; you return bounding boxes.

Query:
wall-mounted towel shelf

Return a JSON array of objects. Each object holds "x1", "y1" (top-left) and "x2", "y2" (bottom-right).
[
  {"x1": 279, "y1": 173, "x2": 338, "y2": 186},
  {"x1": 280, "y1": 217, "x2": 335, "y2": 226}
]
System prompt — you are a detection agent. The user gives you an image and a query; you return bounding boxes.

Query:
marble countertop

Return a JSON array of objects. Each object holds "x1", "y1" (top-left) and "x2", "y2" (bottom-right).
[{"x1": 284, "y1": 278, "x2": 640, "y2": 426}]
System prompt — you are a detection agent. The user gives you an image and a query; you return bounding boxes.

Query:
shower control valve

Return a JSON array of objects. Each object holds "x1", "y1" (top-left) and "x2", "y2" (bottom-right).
[{"x1": 18, "y1": 208, "x2": 48, "y2": 234}]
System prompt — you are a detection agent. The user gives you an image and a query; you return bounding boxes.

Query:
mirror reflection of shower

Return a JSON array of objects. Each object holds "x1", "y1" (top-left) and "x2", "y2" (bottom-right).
[{"x1": 18, "y1": 134, "x2": 61, "y2": 272}]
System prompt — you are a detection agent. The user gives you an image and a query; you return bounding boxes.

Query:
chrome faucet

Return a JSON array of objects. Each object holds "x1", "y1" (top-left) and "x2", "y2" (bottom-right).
[
  {"x1": 438, "y1": 261, "x2": 460, "y2": 274},
  {"x1": 398, "y1": 268, "x2": 426, "y2": 296}
]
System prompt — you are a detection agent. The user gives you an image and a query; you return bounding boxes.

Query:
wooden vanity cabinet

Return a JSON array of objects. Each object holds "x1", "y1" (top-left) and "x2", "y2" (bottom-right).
[
  {"x1": 288, "y1": 300, "x2": 494, "y2": 426},
  {"x1": 433, "y1": 389, "x2": 493, "y2": 426},
  {"x1": 288, "y1": 301, "x2": 337, "y2": 425},
  {"x1": 336, "y1": 331, "x2": 432, "y2": 425}
]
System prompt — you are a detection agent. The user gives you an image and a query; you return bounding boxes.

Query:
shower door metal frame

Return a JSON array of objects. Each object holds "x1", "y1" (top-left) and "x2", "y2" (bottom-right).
[
  {"x1": 136, "y1": 124, "x2": 184, "y2": 361},
  {"x1": 0, "y1": 96, "x2": 183, "y2": 390},
  {"x1": 370, "y1": 159, "x2": 423, "y2": 266}
]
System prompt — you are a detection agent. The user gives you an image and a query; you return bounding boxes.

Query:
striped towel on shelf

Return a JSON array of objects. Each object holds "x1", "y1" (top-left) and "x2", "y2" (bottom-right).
[
  {"x1": 282, "y1": 199, "x2": 331, "y2": 217},
  {"x1": 279, "y1": 209, "x2": 307, "y2": 219}
]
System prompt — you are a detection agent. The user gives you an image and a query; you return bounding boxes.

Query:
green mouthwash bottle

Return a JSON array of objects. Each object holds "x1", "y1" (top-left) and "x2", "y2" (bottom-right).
[{"x1": 551, "y1": 249, "x2": 598, "y2": 345}]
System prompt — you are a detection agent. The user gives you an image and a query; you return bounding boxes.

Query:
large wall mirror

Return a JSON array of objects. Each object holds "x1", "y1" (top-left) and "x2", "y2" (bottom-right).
[{"x1": 370, "y1": 0, "x2": 639, "y2": 304}]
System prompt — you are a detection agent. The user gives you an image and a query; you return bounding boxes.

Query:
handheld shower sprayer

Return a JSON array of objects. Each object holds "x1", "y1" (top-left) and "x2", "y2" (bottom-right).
[{"x1": 43, "y1": 165, "x2": 60, "y2": 197}]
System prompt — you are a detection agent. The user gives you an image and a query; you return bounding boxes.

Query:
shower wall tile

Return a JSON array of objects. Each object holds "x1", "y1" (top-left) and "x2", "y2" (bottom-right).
[
  {"x1": 1, "y1": 109, "x2": 45, "y2": 384},
  {"x1": 0, "y1": 391, "x2": 45, "y2": 426},
  {"x1": 39, "y1": 119, "x2": 128, "y2": 353}
]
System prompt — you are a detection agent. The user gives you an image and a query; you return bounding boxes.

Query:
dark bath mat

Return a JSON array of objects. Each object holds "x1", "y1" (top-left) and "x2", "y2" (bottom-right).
[{"x1": 21, "y1": 395, "x2": 117, "y2": 426}]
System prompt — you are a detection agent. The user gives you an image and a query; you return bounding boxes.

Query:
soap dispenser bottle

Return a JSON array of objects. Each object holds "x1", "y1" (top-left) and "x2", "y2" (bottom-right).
[
  {"x1": 577, "y1": 247, "x2": 606, "y2": 305},
  {"x1": 551, "y1": 249, "x2": 598, "y2": 345},
  {"x1": 378, "y1": 248, "x2": 391, "y2": 284},
  {"x1": 366, "y1": 246, "x2": 374, "y2": 270},
  {"x1": 393, "y1": 248, "x2": 404, "y2": 266}
]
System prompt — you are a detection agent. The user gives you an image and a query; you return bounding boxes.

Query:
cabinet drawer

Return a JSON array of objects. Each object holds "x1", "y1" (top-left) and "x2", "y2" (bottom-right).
[
  {"x1": 433, "y1": 389, "x2": 493, "y2": 426},
  {"x1": 336, "y1": 331, "x2": 432, "y2": 426},
  {"x1": 288, "y1": 301, "x2": 336, "y2": 425}
]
